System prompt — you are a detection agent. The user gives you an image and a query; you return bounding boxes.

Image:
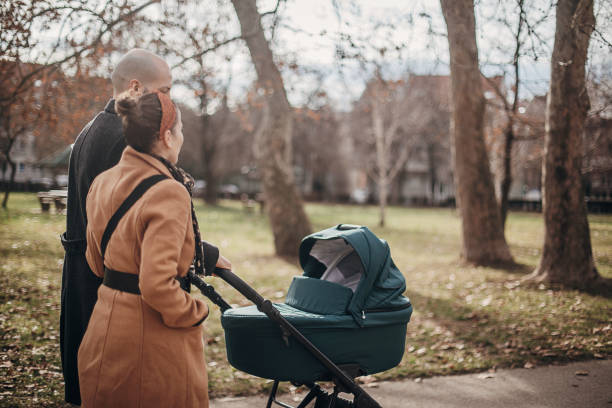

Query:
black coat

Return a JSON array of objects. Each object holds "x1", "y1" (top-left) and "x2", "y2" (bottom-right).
[{"x1": 60, "y1": 99, "x2": 126, "y2": 405}]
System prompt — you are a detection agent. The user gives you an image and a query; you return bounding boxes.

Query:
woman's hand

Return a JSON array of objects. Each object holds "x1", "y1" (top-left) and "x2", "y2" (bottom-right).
[{"x1": 216, "y1": 254, "x2": 232, "y2": 271}]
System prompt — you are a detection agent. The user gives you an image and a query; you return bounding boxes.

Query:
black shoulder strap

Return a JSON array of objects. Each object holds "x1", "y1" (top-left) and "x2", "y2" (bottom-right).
[{"x1": 101, "y1": 174, "x2": 169, "y2": 259}]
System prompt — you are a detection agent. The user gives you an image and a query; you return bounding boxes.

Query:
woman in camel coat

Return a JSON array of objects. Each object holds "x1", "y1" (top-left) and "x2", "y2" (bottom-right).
[{"x1": 79, "y1": 92, "x2": 230, "y2": 408}]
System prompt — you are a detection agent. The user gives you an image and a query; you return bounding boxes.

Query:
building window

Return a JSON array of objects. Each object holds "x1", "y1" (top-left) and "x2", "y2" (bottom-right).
[{"x1": 17, "y1": 163, "x2": 25, "y2": 173}]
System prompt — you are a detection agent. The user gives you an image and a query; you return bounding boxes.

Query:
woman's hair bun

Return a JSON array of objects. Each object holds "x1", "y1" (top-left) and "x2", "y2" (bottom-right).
[
  {"x1": 115, "y1": 96, "x2": 139, "y2": 117},
  {"x1": 115, "y1": 93, "x2": 165, "y2": 153}
]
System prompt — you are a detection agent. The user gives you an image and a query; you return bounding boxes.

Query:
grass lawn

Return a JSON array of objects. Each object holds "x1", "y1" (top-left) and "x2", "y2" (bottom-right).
[{"x1": 1, "y1": 193, "x2": 611, "y2": 407}]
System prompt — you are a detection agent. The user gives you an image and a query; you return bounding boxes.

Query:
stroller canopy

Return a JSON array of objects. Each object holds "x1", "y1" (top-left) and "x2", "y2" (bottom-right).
[{"x1": 299, "y1": 224, "x2": 409, "y2": 326}]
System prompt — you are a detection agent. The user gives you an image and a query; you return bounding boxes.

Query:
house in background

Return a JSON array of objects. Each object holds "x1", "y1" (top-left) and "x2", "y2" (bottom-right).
[
  {"x1": 4, "y1": 132, "x2": 38, "y2": 183},
  {"x1": 1, "y1": 62, "x2": 111, "y2": 192},
  {"x1": 0, "y1": 134, "x2": 71, "y2": 189},
  {"x1": 345, "y1": 73, "x2": 511, "y2": 206}
]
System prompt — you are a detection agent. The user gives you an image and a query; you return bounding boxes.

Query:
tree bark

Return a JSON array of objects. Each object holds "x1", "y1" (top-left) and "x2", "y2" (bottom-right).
[
  {"x1": 530, "y1": 0, "x2": 601, "y2": 289},
  {"x1": 378, "y1": 176, "x2": 387, "y2": 228},
  {"x1": 1, "y1": 159, "x2": 15, "y2": 209},
  {"x1": 441, "y1": 0, "x2": 513, "y2": 264},
  {"x1": 427, "y1": 141, "x2": 436, "y2": 205},
  {"x1": 231, "y1": 0, "x2": 311, "y2": 256},
  {"x1": 499, "y1": 0, "x2": 525, "y2": 230},
  {"x1": 499, "y1": 124, "x2": 514, "y2": 228},
  {"x1": 372, "y1": 96, "x2": 387, "y2": 227},
  {"x1": 198, "y1": 89, "x2": 219, "y2": 206},
  {"x1": 202, "y1": 161, "x2": 219, "y2": 204},
  {"x1": 1, "y1": 123, "x2": 16, "y2": 209}
]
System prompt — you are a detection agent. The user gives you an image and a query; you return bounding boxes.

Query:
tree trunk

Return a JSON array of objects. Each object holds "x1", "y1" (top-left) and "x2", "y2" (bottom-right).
[
  {"x1": 231, "y1": 0, "x2": 311, "y2": 256},
  {"x1": 530, "y1": 0, "x2": 601, "y2": 289},
  {"x1": 1, "y1": 132, "x2": 17, "y2": 209},
  {"x1": 427, "y1": 142, "x2": 436, "y2": 205},
  {"x1": 370, "y1": 87, "x2": 391, "y2": 227},
  {"x1": 499, "y1": 0, "x2": 524, "y2": 230},
  {"x1": 378, "y1": 175, "x2": 387, "y2": 228},
  {"x1": 2, "y1": 160, "x2": 15, "y2": 208},
  {"x1": 440, "y1": 0, "x2": 513, "y2": 264},
  {"x1": 202, "y1": 158, "x2": 219, "y2": 205},
  {"x1": 499, "y1": 123, "x2": 514, "y2": 228},
  {"x1": 200, "y1": 115, "x2": 220, "y2": 206},
  {"x1": 197, "y1": 85, "x2": 219, "y2": 206}
]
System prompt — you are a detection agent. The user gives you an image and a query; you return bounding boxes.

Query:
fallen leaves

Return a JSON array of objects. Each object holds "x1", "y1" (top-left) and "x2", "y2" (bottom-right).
[
  {"x1": 358, "y1": 375, "x2": 380, "y2": 388},
  {"x1": 2, "y1": 196, "x2": 612, "y2": 404},
  {"x1": 477, "y1": 372, "x2": 496, "y2": 379},
  {"x1": 480, "y1": 296, "x2": 493, "y2": 307}
]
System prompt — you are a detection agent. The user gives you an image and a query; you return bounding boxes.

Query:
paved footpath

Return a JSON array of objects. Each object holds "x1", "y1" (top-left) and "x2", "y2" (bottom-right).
[{"x1": 211, "y1": 359, "x2": 611, "y2": 408}]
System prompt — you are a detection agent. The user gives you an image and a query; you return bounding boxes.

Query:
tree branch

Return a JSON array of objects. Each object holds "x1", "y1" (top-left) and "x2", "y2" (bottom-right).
[
  {"x1": 1, "y1": 0, "x2": 158, "y2": 104},
  {"x1": 260, "y1": 0, "x2": 283, "y2": 18},
  {"x1": 172, "y1": 34, "x2": 243, "y2": 69}
]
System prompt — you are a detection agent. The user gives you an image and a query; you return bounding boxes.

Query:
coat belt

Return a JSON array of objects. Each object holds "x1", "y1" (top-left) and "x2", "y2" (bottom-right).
[
  {"x1": 61, "y1": 232, "x2": 87, "y2": 254},
  {"x1": 103, "y1": 267, "x2": 140, "y2": 295}
]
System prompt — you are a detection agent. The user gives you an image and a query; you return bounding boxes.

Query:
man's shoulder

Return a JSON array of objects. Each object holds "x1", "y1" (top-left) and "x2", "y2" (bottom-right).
[
  {"x1": 73, "y1": 110, "x2": 123, "y2": 161},
  {"x1": 73, "y1": 107, "x2": 120, "y2": 142},
  {"x1": 84, "y1": 111, "x2": 122, "y2": 142}
]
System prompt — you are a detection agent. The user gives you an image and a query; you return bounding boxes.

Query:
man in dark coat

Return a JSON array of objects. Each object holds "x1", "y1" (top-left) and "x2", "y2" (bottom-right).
[{"x1": 60, "y1": 49, "x2": 173, "y2": 405}]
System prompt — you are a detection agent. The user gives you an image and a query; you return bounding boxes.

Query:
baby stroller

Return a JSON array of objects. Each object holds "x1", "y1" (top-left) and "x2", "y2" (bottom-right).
[{"x1": 190, "y1": 224, "x2": 412, "y2": 408}]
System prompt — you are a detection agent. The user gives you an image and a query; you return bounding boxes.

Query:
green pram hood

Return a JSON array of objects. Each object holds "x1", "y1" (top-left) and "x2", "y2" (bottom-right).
[{"x1": 299, "y1": 224, "x2": 409, "y2": 326}]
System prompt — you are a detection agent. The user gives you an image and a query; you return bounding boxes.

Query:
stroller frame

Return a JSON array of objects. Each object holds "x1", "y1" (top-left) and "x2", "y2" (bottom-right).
[{"x1": 188, "y1": 269, "x2": 382, "y2": 408}]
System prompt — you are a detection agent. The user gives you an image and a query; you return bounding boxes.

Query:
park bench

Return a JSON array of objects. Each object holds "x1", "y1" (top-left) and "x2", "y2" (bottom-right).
[
  {"x1": 37, "y1": 189, "x2": 67, "y2": 213},
  {"x1": 241, "y1": 193, "x2": 265, "y2": 214},
  {"x1": 37, "y1": 192, "x2": 54, "y2": 213}
]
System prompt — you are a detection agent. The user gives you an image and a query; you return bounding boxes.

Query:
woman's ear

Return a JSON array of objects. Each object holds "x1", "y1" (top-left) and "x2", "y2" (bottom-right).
[{"x1": 161, "y1": 129, "x2": 173, "y2": 148}]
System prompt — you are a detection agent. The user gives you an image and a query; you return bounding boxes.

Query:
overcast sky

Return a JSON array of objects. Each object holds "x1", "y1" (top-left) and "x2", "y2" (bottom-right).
[
  {"x1": 28, "y1": 0, "x2": 611, "y2": 111},
  {"x1": 168, "y1": 0, "x2": 610, "y2": 111}
]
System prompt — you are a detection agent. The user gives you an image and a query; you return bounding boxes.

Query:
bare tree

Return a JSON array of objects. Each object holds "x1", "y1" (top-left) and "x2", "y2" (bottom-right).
[
  {"x1": 364, "y1": 74, "x2": 411, "y2": 227},
  {"x1": 479, "y1": 0, "x2": 554, "y2": 228},
  {"x1": 0, "y1": 63, "x2": 45, "y2": 207},
  {"x1": 440, "y1": 0, "x2": 513, "y2": 264},
  {"x1": 529, "y1": 0, "x2": 605, "y2": 290},
  {"x1": 157, "y1": 0, "x2": 245, "y2": 204},
  {"x1": 230, "y1": 0, "x2": 311, "y2": 256},
  {"x1": 292, "y1": 106, "x2": 346, "y2": 201},
  {"x1": 582, "y1": 78, "x2": 612, "y2": 197},
  {"x1": 402, "y1": 75, "x2": 452, "y2": 206},
  {"x1": 0, "y1": 0, "x2": 156, "y2": 207}
]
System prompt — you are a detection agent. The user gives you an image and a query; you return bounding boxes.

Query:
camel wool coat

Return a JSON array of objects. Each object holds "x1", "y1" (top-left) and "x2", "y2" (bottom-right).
[{"x1": 79, "y1": 146, "x2": 210, "y2": 408}]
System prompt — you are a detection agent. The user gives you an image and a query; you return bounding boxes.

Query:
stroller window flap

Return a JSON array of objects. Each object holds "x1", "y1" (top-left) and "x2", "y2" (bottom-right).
[
  {"x1": 310, "y1": 239, "x2": 364, "y2": 292},
  {"x1": 285, "y1": 276, "x2": 353, "y2": 315}
]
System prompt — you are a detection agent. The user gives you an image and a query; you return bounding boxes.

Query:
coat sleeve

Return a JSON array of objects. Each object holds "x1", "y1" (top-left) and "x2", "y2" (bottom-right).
[
  {"x1": 138, "y1": 181, "x2": 208, "y2": 328},
  {"x1": 202, "y1": 241, "x2": 219, "y2": 275},
  {"x1": 85, "y1": 183, "x2": 104, "y2": 278}
]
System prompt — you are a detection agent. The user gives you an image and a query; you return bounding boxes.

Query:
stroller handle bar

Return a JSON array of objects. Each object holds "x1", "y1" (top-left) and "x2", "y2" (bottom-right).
[
  {"x1": 187, "y1": 268, "x2": 232, "y2": 312},
  {"x1": 211, "y1": 267, "x2": 382, "y2": 408}
]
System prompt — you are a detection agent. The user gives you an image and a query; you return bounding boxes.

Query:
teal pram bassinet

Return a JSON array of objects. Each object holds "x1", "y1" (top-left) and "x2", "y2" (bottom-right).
[{"x1": 221, "y1": 224, "x2": 412, "y2": 383}]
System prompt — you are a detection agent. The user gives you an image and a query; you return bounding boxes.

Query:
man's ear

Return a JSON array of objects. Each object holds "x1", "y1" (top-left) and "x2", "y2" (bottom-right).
[{"x1": 128, "y1": 79, "x2": 144, "y2": 98}]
